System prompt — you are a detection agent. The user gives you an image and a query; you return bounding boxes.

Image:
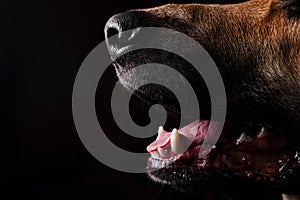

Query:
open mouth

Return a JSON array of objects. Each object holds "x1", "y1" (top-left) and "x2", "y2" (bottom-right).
[
  {"x1": 107, "y1": 44, "x2": 300, "y2": 192},
  {"x1": 146, "y1": 119, "x2": 300, "y2": 187}
]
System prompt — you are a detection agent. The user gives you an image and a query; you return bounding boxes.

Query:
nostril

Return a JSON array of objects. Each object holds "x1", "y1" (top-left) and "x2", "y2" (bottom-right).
[
  {"x1": 106, "y1": 27, "x2": 119, "y2": 39},
  {"x1": 104, "y1": 12, "x2": 139, "y2": 48}
]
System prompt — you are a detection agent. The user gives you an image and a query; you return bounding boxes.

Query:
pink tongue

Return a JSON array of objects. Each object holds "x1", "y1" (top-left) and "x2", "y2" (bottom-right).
[
  {"x1": 146, "y1": 131, "x2": 172, "y2": 152},
  {"x1": 146, "y1": 120, "x2": 210, "y2": 152}
]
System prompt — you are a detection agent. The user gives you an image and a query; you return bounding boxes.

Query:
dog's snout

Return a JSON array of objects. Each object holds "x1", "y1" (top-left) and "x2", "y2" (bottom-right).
[{"x1": 105, "y1": 12, "x2": 139, "y2": 50}]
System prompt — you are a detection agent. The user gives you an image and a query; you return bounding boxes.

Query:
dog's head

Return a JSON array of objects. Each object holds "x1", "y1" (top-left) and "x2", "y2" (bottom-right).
[{"x1": 104, "y1": 0, "x2": 300, "y2": 195}]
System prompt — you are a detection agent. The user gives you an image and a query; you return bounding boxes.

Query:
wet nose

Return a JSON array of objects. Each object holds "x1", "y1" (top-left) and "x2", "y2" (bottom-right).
[{"x1": 104, "y1": 12, "x2": 139, "y2": 50}]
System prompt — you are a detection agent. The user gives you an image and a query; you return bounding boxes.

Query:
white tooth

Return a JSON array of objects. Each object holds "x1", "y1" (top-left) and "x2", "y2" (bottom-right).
[
  {"x1": 158, "y1": 126, "x2": 164, "y2": 134},
  {"x1": 150, "y1": 151, "x2": 160, "y2": 159},
  {"x1": 257, "y1": 127, "x2": 271, "y2": 138},
  {"x1": 170, "y1": 128, "x2": 187, "y2": 154},
  {"x1": 158, "y1": 147, "x2": 169, "y2": 158},
  {"x1": 236, "y1": 132, "x2": 253, "y2": 145}
]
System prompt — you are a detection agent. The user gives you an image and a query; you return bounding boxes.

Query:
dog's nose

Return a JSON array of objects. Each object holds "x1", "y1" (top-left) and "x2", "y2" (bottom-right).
[{"x1": 105, "y1": 12, "x2": 139, "y2": 51}]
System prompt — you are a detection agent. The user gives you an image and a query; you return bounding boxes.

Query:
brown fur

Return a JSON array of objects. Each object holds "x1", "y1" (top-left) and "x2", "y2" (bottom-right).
[
  {"x1": 136, "y1": 1, "x2": 299, "y2": 98},
  {"x1": 123, "y1": 0, "x2": 300, "y2": 129}
]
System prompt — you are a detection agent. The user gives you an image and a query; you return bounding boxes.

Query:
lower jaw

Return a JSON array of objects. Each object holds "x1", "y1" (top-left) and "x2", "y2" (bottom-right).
[{"x1": 147, "y1": 143, "x2": 300, "y2": 190}]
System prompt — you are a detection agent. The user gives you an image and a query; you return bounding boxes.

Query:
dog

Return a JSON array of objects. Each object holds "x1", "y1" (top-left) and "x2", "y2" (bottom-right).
[{"x1": 104, "y1": 0, "x2": 300, "y2": 199}]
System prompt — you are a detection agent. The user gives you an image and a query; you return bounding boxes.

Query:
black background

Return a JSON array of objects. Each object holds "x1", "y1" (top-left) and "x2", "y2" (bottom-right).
[{"x1": 3, "y1": 0, "x2": 283, "y2": 199}]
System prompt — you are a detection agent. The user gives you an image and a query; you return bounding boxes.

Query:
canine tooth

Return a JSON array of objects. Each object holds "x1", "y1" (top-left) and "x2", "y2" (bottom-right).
[
  {"x1": 158, "y1": 147, "x2": 169, "y2": 158},
  {"x1": 171, "y1": 128, "x2": 186, "y2": 154},
  {"x1": 236, "y1": 132, "x2": 253, "y2": 145},
  {"x1": 150, "y1": 151, "x2": 159, "y2": 159},
  {"x1": 158, "y1": 126, "x2": 164, "y2": 134},
  {"x1": 257, "y1": 127, "x2": 271, "y2": 138}
]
